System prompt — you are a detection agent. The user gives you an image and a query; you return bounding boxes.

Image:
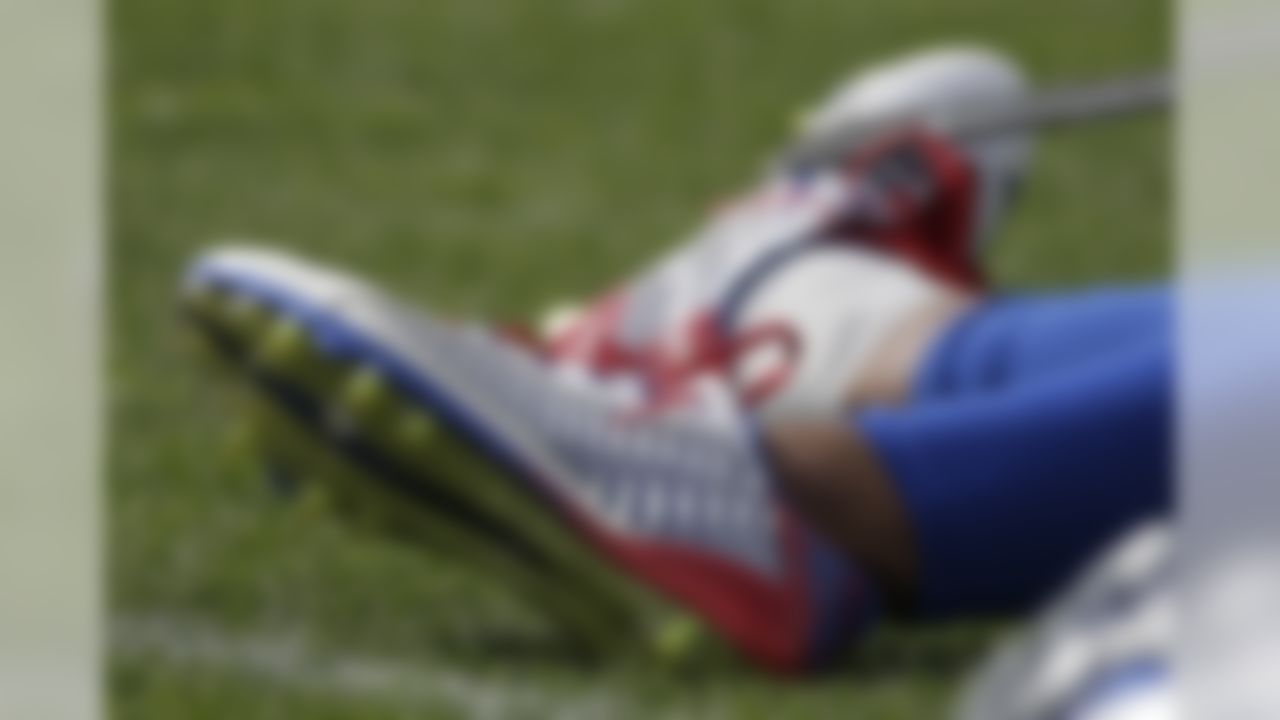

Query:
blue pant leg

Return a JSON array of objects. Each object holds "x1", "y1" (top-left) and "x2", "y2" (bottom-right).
[{"x1": 917, "y1": 285, "x2": 1170, "y2": 399}]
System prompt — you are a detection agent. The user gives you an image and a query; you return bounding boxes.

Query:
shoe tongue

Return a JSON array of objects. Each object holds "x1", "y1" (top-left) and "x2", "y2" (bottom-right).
[{"x1": 613, "y1": 173, "x2": 850, "y2": 346}]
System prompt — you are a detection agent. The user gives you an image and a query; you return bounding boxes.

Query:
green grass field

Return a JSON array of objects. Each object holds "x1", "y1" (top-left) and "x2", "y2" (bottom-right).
[{"x1": 111, "y1": 0, "x2": 1169, "y2": 717}]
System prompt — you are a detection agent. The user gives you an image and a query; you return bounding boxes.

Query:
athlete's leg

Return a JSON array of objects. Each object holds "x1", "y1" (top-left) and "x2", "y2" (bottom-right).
[
  {"x1": 859, "y1": 334, "x2": 1171, "y2": 616},
  {"x1": 770, "y1": 287, "x2": 1172, "y2": 617}
]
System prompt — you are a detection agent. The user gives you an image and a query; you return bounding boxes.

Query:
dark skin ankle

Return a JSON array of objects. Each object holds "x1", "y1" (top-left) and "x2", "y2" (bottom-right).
[{"x1": 764, "y1": 417, "x2": 921, "y2": 614}]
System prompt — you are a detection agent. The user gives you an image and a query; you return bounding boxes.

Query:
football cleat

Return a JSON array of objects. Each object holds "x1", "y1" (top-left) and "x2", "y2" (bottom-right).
[
  {"x1": 182, "y1": 246, "x2": 876, "y2": 672},
  {"x1": 182, "y1": 251, "x2": 664, "y2": 658}
]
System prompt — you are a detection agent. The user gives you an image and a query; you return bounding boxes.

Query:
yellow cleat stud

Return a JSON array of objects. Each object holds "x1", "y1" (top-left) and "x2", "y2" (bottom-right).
[
  {"x1": 395, "y1": 410, "x2": 436, "y2": 449},
  {"x1": 342, "y1": 366, "x2": 388, "y2": 415},
  {"x1": 652, "y1": 613, "x2": 703, "y2": 665},
  {"x1": 258, "y1": 318, "x2": 308, "y2": 368}
]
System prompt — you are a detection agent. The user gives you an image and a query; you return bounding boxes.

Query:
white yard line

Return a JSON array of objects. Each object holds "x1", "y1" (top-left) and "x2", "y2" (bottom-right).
[{"x1": 111, "y1": 613, "x2": 723, "y2": 719}]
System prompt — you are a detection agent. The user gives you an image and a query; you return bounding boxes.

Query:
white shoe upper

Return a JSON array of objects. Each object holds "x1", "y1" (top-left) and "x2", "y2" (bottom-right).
[{"x1": 542, "y1": 46, "x2": 1030, "y2": 418}]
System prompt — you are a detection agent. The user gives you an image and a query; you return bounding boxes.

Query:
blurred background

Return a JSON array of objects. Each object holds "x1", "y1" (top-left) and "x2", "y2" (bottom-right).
[{"x1": 111, "y1": 0, "x2": 1168, "y2": 716}]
